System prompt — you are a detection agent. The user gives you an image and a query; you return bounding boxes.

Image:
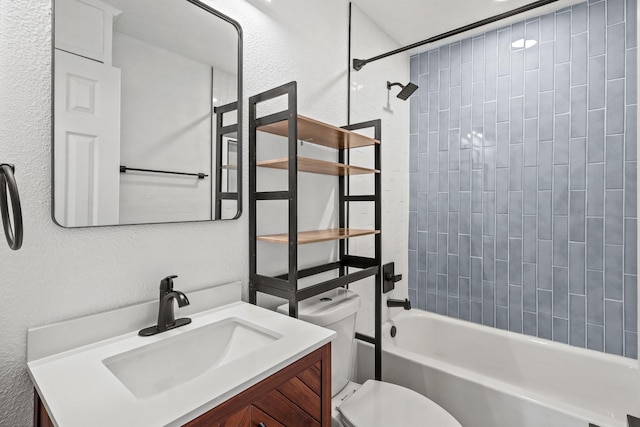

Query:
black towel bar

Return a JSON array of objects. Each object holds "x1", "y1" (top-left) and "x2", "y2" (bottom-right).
[{"x1": 119, "y1": 165, "x2": 208, "y2": 179}]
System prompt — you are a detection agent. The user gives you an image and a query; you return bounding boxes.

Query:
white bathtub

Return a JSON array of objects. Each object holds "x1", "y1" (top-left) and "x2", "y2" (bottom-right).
[{"x1": 356, "y1": 309, "x2": 640, "y2": 427}]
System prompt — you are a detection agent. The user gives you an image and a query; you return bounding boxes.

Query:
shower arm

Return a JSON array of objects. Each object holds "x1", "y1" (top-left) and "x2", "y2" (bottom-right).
[{"x1": 352, "y1": 0, "x2": 559, "y2": 71}]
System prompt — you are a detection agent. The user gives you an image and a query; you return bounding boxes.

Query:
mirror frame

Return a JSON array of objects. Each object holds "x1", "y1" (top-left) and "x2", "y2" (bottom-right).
[{"x1": 51, "y1": 0, "x2": 243, "y2": 227}]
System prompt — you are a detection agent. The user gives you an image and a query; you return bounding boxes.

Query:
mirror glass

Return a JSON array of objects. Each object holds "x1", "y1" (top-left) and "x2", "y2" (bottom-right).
[{"x1": 52, "y1": 0, "x2": 241, "y2": 227}]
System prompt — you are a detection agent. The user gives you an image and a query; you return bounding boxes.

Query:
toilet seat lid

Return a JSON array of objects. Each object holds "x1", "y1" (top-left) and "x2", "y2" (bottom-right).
[{"x1": 337, "y1": 380, "x2": 461, "y2": 427}]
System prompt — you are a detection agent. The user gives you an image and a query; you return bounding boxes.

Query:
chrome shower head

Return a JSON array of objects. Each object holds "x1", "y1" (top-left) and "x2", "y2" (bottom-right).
[{"x1": 387, "y1": 81, "x2": 419, "y2": 100}]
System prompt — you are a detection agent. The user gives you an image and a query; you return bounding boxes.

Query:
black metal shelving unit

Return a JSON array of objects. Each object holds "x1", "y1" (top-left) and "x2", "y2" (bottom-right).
[{"x1": 249, "y1": 81, "x2": 383, "y2": 380}]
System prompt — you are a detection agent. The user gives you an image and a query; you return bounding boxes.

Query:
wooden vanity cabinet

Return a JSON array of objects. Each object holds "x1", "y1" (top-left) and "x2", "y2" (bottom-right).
[
  {"x1": 34, "y1": 343, "x2": 331, "y2": 427},
  {"x1": 33, "y1": 391, "x2": 54, "y2": 427},
  {"x1": 184, "y1": 343, "x2": 331, "y2": 427}
]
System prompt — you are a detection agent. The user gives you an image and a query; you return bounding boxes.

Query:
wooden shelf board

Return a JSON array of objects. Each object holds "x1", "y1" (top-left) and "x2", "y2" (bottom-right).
[
  {"x1": 258, "y1": 115, "x2": 379, "y2": 149},
  {"x1": 257, "y1": 228, "x2": 380, "y2": 245},
  {"x1": 258, "y1": 157, "x2": 379, "y2": 176}
]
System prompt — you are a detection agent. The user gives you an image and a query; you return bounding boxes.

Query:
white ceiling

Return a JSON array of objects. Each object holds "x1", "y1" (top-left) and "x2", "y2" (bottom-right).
[
  {"x1": 105, "y1": 0, "x2": 238, "y2": 75},
  {"x1": 352, "y1": 0, "x2": 580, "y2": 49}
]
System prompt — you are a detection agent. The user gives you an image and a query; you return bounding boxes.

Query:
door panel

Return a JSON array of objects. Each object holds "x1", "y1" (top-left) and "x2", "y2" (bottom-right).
[{"x1": 54, "y1": 49, "x2": 121, "y2": 226}]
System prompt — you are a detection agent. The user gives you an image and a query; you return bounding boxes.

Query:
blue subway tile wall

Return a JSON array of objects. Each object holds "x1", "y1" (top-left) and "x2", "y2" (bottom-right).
[{"x1": 408, "y1": 0, "x2": 638, "y2": 358}]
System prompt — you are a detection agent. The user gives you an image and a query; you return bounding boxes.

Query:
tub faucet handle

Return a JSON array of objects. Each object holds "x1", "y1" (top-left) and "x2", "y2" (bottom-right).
[
  {"x1": 383, "y1": 262, "x2": 403, "y2": 293},
  {"x1": 386, "y1": 272, "x2": 402, "y2": 282}
]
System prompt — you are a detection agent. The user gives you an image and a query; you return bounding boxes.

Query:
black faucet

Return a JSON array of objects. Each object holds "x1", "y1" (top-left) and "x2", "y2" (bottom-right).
[
  {"x1": 139, "y1": 275, "x2": 192, "y2": 336},
  {"x1": 387, "y1": 298, "x2": 411, "y2": 310}
]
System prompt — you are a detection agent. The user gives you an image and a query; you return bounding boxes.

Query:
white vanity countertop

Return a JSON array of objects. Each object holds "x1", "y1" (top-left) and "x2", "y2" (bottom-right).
[{"x1": 28, "y1": 301, "x2": 335, "y2": 427}]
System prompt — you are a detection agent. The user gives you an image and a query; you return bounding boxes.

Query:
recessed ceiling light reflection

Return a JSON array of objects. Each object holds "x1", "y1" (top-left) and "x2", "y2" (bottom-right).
[{"x1": 511, "y1": 39, "x2": 537, "y2": 49}]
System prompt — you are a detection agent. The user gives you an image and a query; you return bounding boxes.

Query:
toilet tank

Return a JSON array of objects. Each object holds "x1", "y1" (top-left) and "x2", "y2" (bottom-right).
[{"x1": 277, "y1": 288, "x2": 360, "y2": 396}]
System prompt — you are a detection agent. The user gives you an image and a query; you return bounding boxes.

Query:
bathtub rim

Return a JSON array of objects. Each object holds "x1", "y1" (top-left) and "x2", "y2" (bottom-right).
[{"x1": 384, "y1": 309, "x2": 637, "y2": 370}]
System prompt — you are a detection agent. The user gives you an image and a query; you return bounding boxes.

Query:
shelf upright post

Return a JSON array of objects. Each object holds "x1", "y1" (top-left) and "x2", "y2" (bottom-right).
[
  {"x1": 287, "y1": 83, "x2": 299, "y2": 317},
  {"x1": 341, "y1": 119, "x2": 383, "y2": 381},
  {"x1": 249, "y1": 96, "x2": 258, "y2": 305},
  {"x1": 214, "y1": 101, "x2": 240, "y2": 220},
  {"x1": 214, "y1": 104, "x2": 224, "y2": 220},
  {"x1": 249, "y1": 82, "x2": 299, "y2": 313},
  {"x1": 373, "y1": 120, "x2": 382, "y2": 381},
  {"x1": 338, "y1": 145, "x2": 346, "y2": 279}
]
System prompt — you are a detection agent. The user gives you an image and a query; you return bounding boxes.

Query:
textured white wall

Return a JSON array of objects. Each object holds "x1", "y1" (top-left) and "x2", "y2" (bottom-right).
[
  {"x1": 0, "y1": 0, "x2": 349, "y2": 425},
  {"x1": 349, "y1": 5, "x2": 410, "y2": 335}
]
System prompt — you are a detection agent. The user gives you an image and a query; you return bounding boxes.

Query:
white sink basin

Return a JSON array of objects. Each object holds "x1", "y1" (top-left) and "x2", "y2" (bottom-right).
[{"x1": 103, "y1": 317, "x2": 282, "y2": 398}]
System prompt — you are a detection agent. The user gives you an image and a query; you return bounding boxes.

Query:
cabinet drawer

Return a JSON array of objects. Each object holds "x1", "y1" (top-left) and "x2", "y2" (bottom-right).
[
  {"x1": 253, "y1": 389, "x2": 319, "y2": 427},
  {"x1": 251, "y1": 407, "x2": 284, "y2": 427}
]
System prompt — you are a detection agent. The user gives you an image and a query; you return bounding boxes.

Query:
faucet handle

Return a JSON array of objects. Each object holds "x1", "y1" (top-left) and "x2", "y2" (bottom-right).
[{"x1": 160, "y1": 275, "x2": 178, "y2": 292}]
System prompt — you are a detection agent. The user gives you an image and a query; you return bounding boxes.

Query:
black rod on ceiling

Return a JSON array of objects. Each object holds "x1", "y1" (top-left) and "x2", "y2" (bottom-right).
[{"x1": 352, "y1": 0, "x2": 560, "y2": 71}]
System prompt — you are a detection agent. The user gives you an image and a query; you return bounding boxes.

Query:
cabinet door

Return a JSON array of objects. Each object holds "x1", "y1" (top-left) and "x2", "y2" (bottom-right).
[
  {"x1": 217, "y1": 406, "x2": 251, "y2": 427},
  {"x1": 252, "y1": 364, "x2": 321, "y2": 427}
]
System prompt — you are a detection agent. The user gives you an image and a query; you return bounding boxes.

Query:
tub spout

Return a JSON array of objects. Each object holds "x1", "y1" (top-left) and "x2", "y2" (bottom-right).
[{"x1": 387, "y1": 298, "x2": 411, "y2": 310}]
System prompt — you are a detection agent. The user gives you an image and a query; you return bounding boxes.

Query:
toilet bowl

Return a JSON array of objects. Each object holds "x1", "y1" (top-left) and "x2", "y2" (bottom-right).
[{"x1": 277, "y1": 288, "x2": 461, "y2": 427}]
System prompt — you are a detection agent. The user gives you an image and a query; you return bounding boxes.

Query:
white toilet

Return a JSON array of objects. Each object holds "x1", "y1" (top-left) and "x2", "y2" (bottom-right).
[{"x1": 278, "y1": 288, "x2": 461, "y2": 427}]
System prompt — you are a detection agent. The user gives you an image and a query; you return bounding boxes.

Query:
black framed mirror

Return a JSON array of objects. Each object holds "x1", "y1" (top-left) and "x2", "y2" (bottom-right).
[{"x1": 52, "y1": 0, "x2": 242, "y2": 227}]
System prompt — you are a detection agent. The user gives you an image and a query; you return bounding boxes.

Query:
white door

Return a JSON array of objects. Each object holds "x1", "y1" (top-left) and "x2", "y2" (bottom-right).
[{"x1": 54, "y1": 49, "x2": 121, "y2": 227}]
